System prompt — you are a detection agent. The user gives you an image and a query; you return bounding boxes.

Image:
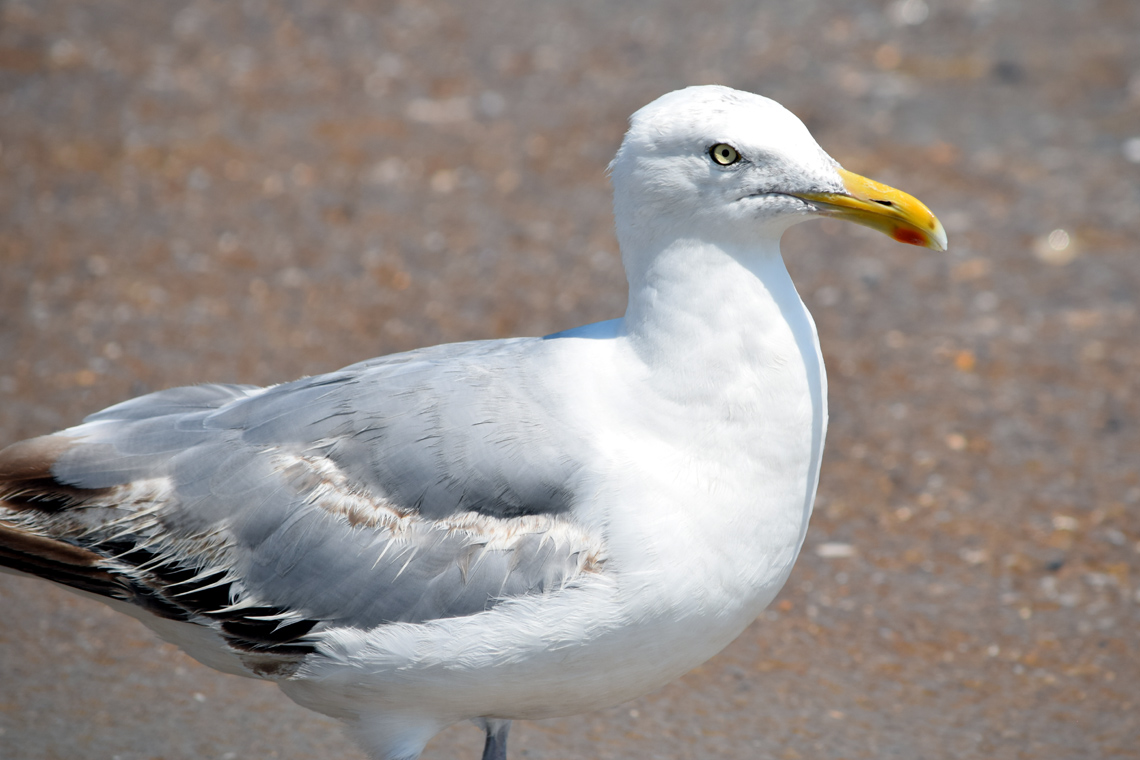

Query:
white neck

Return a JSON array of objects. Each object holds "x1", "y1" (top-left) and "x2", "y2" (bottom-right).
[
  {"x1": 620, "y1": 236, "x2": 821, "y2": 399},
  {"x1": 605, "y1": 233, "x2": 828, "y2": 622}
]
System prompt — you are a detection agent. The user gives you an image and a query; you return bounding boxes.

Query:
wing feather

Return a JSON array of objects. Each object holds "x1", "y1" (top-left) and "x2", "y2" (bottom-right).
[{"x1": 0, "y1": 337, "x2": 605, "y2": 675}]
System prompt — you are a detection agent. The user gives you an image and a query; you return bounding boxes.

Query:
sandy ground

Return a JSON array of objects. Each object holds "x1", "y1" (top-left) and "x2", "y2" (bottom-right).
[{"x1": 1, "y1": 0, "x2": 1138, "y2": 758}]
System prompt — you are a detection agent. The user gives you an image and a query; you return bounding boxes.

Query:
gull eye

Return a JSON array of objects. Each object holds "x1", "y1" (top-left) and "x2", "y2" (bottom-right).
[{"x1": 709, "y1": 143, "x2": 740, "y2": 166}]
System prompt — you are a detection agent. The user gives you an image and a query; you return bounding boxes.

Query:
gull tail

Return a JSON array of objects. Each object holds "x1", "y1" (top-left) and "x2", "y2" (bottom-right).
[
  {"x1": 0, "y1": 434, "x2": 322, "y2": 676},
  {"x1": 0, "y1": 521, "x2": 118, "y2": 594},
  {"x1": 0, "y1": 434, "x2": 161, "y2": 609}
]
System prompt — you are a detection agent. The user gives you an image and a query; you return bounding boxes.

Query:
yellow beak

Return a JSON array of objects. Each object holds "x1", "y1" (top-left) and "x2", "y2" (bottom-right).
[{"x1": 793, "y1": 167, "x2": 948, "y2": 251}]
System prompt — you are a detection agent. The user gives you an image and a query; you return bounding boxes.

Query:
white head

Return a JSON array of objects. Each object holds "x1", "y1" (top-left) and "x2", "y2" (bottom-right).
[{"x1": 609, "y1": 86, "x2": 946, "y2": 273}]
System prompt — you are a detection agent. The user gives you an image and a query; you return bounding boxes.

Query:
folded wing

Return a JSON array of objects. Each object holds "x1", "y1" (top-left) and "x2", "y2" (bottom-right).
[{"x1": 0, "y1": 338, "x2": 605, "y2": 676}]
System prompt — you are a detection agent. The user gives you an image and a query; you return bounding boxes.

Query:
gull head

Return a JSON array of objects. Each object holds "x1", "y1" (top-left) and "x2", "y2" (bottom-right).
[{"x1": 610, "y1": 85, "x2": 947, "y2": 262}]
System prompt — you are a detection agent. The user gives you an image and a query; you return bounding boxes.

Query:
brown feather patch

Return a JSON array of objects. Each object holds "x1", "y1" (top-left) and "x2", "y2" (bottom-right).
[
  {"x1": 0, "y1": 435, "x2": 76, "y2": 482},
  {"x1": 0, "y1": 435, "x2": 114, "y2": 511},
  {"x1": 0, "y1": 523, "x2": 107, "y2": 569}
]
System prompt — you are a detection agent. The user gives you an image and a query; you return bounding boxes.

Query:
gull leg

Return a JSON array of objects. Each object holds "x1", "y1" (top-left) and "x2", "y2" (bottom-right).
[{"x1": 479, "y1": 718, "x2": 511, "y2": 760}]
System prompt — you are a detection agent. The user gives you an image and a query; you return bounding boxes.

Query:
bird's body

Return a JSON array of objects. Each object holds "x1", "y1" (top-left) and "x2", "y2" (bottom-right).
[{"x1": 0, "y1": 86, "x2": 944, "y2": 759}]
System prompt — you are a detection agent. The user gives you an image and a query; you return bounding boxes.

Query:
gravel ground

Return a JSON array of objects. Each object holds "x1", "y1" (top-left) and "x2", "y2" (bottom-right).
[{"x1": 1, "y1": 1, "x2": 1138, "y2": 758}]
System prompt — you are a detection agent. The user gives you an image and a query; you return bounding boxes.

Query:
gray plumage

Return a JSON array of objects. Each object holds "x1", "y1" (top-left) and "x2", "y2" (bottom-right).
[{"x1": 1, "y1": 335, "x2": 602, "y2": 656}]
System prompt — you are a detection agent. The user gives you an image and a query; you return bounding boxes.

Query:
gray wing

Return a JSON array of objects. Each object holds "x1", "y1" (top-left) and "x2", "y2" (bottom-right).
[{"x1": 0, "y1": 338, "x2": 604, "y2": 671}]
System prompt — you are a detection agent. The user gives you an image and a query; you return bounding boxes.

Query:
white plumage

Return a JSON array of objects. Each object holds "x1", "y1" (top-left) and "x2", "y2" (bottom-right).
[{"x1": 0, "y1": 85, "x2": 945, "y2": 760}]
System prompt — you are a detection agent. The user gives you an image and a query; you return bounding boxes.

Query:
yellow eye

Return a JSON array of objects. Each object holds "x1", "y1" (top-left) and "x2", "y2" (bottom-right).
[{"x1": 710, "y1": 143, "x2": 740, "y2": 166}]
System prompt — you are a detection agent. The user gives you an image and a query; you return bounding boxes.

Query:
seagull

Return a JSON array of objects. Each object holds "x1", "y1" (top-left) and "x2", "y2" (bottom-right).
[{"x1": 0, "y1": 86, "x2": 945, "y2": 760}]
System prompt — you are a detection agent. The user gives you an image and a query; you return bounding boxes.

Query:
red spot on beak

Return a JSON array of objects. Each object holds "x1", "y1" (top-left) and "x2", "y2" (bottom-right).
[{"x1": 892, "y1": 228, "x2": 926, "y2": 247}]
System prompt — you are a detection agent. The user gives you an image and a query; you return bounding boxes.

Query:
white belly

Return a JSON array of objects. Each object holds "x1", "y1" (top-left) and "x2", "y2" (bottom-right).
[
  {"x1": 284, "y1": 253, "x2": 830, "y2": 735},
  {"x1": 284, "y1": 401, "x2": 822, "y2": 727}
]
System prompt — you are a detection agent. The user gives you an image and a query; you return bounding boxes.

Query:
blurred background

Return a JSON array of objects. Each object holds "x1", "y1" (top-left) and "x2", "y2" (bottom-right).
[{"x1": 1, "y1": 0, "x2": 1137, "y2": 758}]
